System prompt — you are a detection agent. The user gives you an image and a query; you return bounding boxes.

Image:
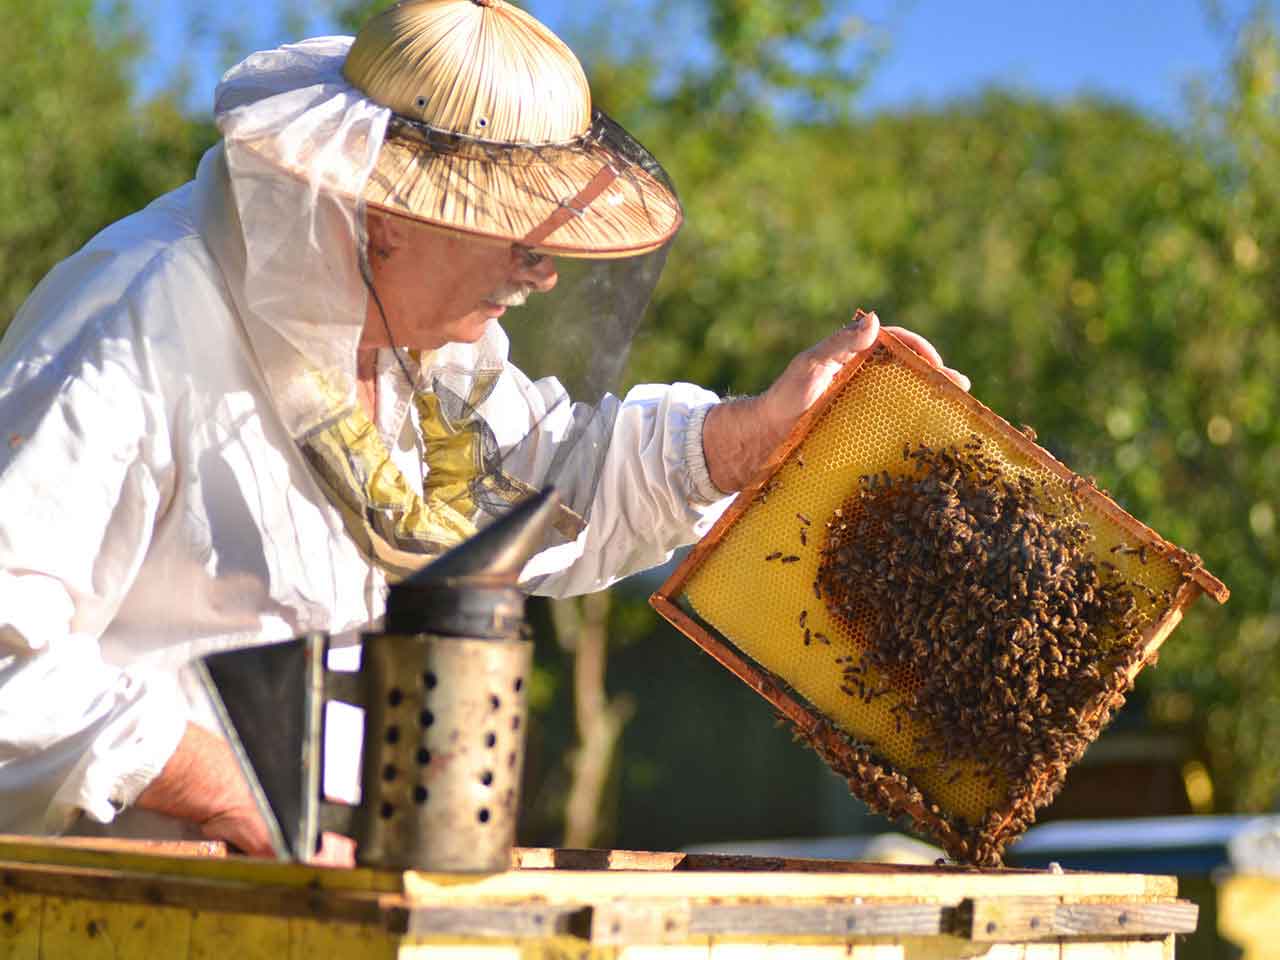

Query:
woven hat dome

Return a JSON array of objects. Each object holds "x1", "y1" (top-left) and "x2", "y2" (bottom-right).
[{"x1": 343, "y1": 0, "x2": 682, "y2": 258}]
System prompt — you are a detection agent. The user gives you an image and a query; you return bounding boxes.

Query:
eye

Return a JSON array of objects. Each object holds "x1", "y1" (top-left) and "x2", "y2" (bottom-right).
[{"x1": 516, "y1": 246, "x2": 546, "y2": 268}]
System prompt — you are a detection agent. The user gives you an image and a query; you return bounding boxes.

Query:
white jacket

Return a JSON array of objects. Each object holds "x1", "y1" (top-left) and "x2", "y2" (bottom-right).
[{"x1": 0, "y1": 149, "x2": 728, "y2": 838}]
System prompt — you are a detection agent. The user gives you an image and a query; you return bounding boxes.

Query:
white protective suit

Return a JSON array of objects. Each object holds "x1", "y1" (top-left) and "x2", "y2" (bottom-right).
[{"x1": 0, "y1": 38, "x2": 728, "y2": 839}]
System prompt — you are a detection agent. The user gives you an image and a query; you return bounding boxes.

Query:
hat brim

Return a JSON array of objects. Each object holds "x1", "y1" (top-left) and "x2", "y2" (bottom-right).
[{"x1": 363, "y1": 131, "x2": 682, "y2": 259}]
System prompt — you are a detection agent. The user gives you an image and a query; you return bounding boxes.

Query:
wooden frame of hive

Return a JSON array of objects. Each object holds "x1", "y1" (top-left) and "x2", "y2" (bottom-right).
[{"x1": 651, "y1": 320, "x2": 1228, "y2": 862}]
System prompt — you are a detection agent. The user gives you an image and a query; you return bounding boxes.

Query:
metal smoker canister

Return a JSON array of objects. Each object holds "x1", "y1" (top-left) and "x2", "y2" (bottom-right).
[
  {"x1": 348, "y1": 597, "x2": 531, "y2": 871},
  {"x1": 335, "y1": 490, "x2": 558, "y2": 872},
  {"x1": 198, "y1": 489, "x2": 561, "y2": 873}
]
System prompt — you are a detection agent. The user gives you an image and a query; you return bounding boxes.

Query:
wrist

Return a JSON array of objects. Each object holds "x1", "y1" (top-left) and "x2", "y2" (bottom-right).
[{"x1": 703, "y1": 395, "x2": 786, "y2": 493}]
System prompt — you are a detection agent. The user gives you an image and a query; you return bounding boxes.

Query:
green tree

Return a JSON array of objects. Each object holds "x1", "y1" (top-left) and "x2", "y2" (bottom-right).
[{"x1": 0, "y1": 0, "x2": 214, "y2": 330}]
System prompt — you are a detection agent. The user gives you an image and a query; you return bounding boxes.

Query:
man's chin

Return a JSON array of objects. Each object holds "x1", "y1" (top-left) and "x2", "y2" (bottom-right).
[{"x1": 445, "y1": 313, "x2": 497, "y2": 345}]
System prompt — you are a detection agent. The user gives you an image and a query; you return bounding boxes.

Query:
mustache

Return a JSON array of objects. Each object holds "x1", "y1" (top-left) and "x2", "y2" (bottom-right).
[{"x1": 486, "y1": 283, "x2": 534, "y2": 308}]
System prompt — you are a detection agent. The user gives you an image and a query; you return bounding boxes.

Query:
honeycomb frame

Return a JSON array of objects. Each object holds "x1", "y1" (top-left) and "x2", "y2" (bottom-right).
[{"x1": 651, "y1": 319, "x2": 1228, "y2": 862}]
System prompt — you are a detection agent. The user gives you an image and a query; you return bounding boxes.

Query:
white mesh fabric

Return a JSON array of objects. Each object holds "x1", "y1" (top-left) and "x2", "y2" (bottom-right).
[{"x1": 210, "y1": 36, "x2": 388, "y2": 438}]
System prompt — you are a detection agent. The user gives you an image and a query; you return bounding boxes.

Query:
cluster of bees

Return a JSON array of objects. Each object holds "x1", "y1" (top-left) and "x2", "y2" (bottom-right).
[{"x1": 809, "y1": 437, "x2": 1163, "y2": 864}]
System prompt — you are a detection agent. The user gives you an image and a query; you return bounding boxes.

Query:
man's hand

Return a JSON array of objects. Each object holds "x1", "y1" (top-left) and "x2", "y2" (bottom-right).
[
  {"x1": 135, "y1": 722, "x2": 358, "y2": 865},
  {"x1": 136, "y1": 722, "x2": 276, "y2": 857},
  {"x1": 701, "y1": 312, "x2": 970, "y2": 493}
]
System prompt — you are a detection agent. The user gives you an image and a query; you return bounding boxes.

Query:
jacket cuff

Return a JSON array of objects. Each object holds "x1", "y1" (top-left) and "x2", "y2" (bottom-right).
[
  {"x1": 684, "y1": 402, "x2": 730, "y2": 505},
  {"x1": 48, "y1": 665, "x2": 190, "y2": 830}
]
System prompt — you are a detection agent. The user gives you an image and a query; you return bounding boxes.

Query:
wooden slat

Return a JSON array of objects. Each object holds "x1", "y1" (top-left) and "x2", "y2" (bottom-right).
[
  {"x1": 26, "y1": 836, "x2": 227, "y2": 858},
  {"x1": 963, "y1": 896, "x2": 1059, "y2": 941},
  {"x1": 961, "y1": 897, "x2": 1198, "y2": 941},
  {"x1": 0, "y1": 858, "x2": 394, "y2": 927},
  {"x1": 689, "y1": 903, "x2": 945, "y2": 938},
  {"x1": 515, "y1": 847, "x2": 1019, "y2": 876},
  {"x1": 401, "y1": 866, "x2": 1178, "y2": 903},
  {"x1": 402, "y1": 904, "x2": 586, "y2": 938},
  {"x1": 0, "y1": 835, "x2": 398, "y2": 893},
  {"x1": 1053, "y1": 902, "x2": 1198, "y2": 938}
]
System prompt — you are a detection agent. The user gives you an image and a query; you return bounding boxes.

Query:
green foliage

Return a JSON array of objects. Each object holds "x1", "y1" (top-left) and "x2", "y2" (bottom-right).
[
  {"x1": 0, "y1": 0, "x2": 214, "y2": 329},
  {"x1": 333, "y1": 0, "x2": 397, "y2": 33}
]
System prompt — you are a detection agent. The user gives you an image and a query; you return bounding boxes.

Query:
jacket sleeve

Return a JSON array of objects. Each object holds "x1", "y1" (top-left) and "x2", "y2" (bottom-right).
[
  {"x1": 526, "y1": 381, "x2": 735, "y2": 597},
  {"x1": 0, "y1": 248, "x2": 188, "y2": 834}
]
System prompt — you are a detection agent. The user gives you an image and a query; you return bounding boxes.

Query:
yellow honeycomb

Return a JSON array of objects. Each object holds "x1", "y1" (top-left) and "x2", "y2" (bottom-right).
[{"x1": 681, "y1": 344, "x2": 1190, "y2": 826}]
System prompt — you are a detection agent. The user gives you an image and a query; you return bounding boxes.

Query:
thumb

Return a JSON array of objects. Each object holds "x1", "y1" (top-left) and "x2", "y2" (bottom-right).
[{"x1": 815, "y1": 310, "x2": 880, "y2": 365}]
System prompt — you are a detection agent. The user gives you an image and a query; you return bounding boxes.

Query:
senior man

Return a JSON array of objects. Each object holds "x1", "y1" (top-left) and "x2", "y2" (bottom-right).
[{"x1": 0, "y1": 0, "x2": 966, "y2": 856}]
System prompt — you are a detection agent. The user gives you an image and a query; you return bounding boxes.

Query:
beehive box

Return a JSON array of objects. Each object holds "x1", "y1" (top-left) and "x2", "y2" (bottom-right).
[
  {"x1": 0, "y1": 836, "x2": 1199, "y2": 958},
  {"x1": 651, "y1": 323, "x2": 1227, "y2": 864}
]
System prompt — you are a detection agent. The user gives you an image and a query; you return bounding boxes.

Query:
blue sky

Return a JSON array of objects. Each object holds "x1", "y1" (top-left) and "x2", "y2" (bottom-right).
[{"x1": 131, "y1": 1, "x2": 1270, "y2": 122}]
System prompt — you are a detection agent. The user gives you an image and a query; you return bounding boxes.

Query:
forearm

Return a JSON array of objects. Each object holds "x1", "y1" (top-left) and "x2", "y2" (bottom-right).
[{"x1": 701, "y1": 395, "x2": 787, "y2": 493}]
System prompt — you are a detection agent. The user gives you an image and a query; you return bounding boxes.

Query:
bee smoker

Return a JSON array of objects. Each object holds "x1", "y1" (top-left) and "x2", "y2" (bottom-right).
[{"x1": 196, "y1": 489, "x2": 560, "y2": 871}]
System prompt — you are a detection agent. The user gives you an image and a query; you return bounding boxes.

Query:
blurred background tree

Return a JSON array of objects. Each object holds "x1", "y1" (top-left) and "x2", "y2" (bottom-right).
[
  {"x1": 2, "y1": 0, "x2": 1276, "y2": 844},
  {"x1": 0, "y1": 0, "x2": 214, "y2": 324}
]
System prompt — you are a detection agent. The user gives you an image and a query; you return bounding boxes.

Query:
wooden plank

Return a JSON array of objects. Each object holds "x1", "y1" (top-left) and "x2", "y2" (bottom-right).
[
  {"x1": 0, "y1": 835, "x2": 396, "y2": 894},
  {"x1": 0, "y1": 858, "x2": 392, "y2": 928},
  {"x1": 591, "y1": 900, "x2": 690, "y2": 945},
  {"x1": 964, "y1": 896, "x2": 1058, "y2": 941},
  {"x1": 690, "y1": 903, "x2": 943, "y2": 938},
  {"x1": 22, "y1": 836, "x2": 226, "y2": 858},
  {"x1": 963, "y1": 897, "x2": 1197, "y2": 942},
  {"x1": 401, "y1": 867, "x2": 1177, "y2": 904},
  {"x1": 1053, "y1": 902, "x2": 1197, "y2": 938},
  {"x1": 516, "y1": 848, "x2": 684, "y2": 871},
  {"x1": 0, "y1": 890, "x2": 40, "y2": 960},
  {"x1": 401, "y1": 905, "x2": 586, "y2": 939},
  {"x1": 515, "y1": 847, "x2": 1046, "y2": 876}
]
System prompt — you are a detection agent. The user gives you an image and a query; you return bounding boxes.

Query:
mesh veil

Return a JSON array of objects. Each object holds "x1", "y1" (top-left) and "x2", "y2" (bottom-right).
[{"x1": 197, "y1": 37, "x2": 678, "y2": 580}]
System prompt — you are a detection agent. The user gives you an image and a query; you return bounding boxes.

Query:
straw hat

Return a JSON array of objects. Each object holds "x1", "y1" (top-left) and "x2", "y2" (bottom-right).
[{"x1": 343, "y1": 0, "x2": 682, "y2": 258}]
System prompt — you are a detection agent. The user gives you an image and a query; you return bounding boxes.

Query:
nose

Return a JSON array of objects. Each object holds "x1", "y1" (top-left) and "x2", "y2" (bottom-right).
[{"x1": 511, "y1": 246, "x2": 558, "y2": 293}]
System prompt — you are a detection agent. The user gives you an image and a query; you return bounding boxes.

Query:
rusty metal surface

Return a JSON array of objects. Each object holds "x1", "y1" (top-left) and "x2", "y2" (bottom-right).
[{"x1": 340, "y1": 633, "x2": 532, "y2": 873}]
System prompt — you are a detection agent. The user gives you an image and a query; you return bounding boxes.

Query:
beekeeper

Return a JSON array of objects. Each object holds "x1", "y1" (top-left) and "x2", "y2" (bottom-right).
[{"x1": 0, "y1": 0, "x2": 965, "y2": 854}]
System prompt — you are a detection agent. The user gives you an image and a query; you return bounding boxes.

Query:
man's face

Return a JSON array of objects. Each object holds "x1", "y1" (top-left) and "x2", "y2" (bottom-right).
[{"x1": 361, "y1": 212, "x2": 559, "y2": 350}]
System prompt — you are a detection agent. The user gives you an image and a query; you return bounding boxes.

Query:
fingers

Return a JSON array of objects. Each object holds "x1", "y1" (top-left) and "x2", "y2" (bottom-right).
[
  {"x1": 808, "y1": 311, "x2": 882, "y2": 367},
  {"x1": 884, "y1": 326, "x2": 943, "y2": 367},
  {"x1": 885, "y1": 325, "x2": 971, "y2": 392}
]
